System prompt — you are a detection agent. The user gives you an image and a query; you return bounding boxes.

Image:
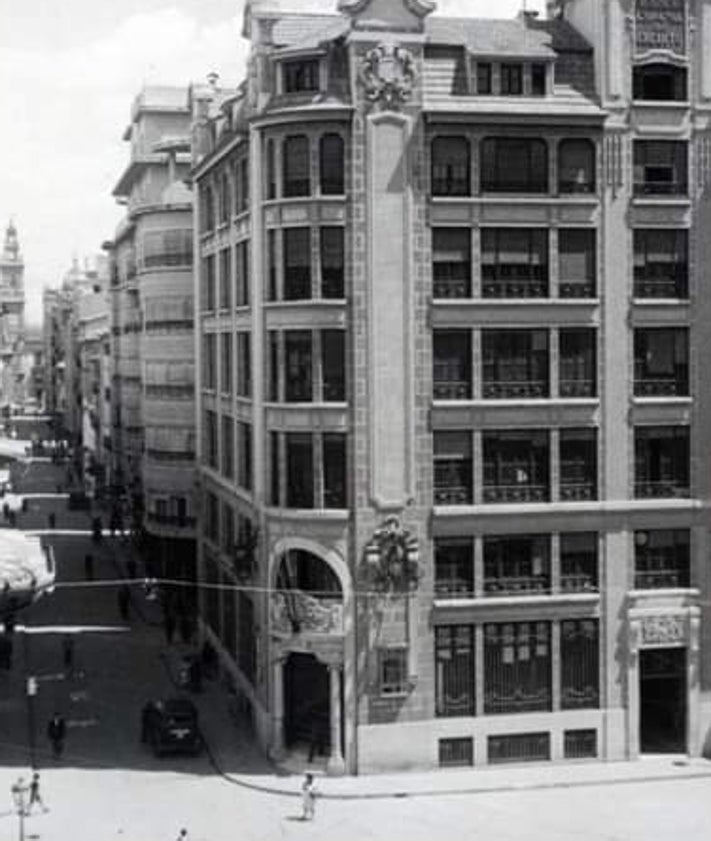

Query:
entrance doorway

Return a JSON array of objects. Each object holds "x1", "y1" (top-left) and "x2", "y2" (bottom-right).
[
  {"x1": 283, "y1": 653, "x2": 330, "y2": 758},
  {"x1": 639, "y1": 647, "x2": 686, "y2": 753}
]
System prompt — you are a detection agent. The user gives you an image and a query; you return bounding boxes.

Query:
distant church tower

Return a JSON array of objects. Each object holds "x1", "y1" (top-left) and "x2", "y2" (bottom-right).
[{"x1": 0, "y1": 221, "x2": 26, "y2": 407}]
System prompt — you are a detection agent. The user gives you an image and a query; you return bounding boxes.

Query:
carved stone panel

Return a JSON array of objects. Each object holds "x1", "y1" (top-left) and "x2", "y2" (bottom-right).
[{"x1": 639, "y1": 613, "x2": 686, "y2": 647}]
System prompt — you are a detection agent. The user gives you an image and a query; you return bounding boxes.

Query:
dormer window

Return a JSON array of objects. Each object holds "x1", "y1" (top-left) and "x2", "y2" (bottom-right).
[
  {"x1": 531, "y1": 63, "x2": 547, "y2": 96},
  {"x1": 633, "y1": 63, "x2": 687, "y2": 102},
  {"x1": 476, "y1": 62, "x2": 492, "y2": 95},
  {"x1": 283, "y1": 59, "x2": 320, "y2": 94},
  {"x1": 500, "y1": 63, "x2": 523, "y2": 95}
]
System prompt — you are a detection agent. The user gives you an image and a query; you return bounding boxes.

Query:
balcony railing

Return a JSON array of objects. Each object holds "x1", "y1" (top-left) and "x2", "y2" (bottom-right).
[
  {"x1": 633, "y1": 180, "x2": 686, "y2": 196},
  {"x1": 271, "y1": 591, "x2": 343, "y2": 634},
  {"x1": 634, "y1": 276, "x2": 687, "y2": 299},
  {"x1": 482, "y1": 278, "x2": 548, "y2": 298},
  {"x1": 633, "y1": 569, "x2": 689, "y2": 589},
  {"x1": 435, "y1": 577, "x2": 474, "y2": 598},
  {"x1": 483, "y1": 381, "x2": 547, "y2": 399},
  {"x1": 635, "y1": 480, "x2": 690, "y2": 498},
  {"x1": 434, "y1": 485, "x2": 472, "y2": 505},
  {"x1": 559, "y1": 482, "x2": 596, "y2": 501},
  {"x1": 559, "y1": 280, "x2": 596, "y2": 298},
  {"x1": 483, "y1": 484, "x2": 548, "y2": 503},
  {"x1": 559, "y1": 379, "x2": 595, "y2": 398},
  {"x1": 483, "y1": 576, "x2": 550, "y2": 596},
  {"x1": 433, "y1": 380, "x2": 471, "y2": 400},
  {"x1": 634, "y1": 378, "x2": 687, "y2": 397},
  {"x1": 433, "y1": 278, "x2": 471, "y2": 299},
  {"x1": 560, "y1": 573, "x2": 598, "y2": 593}
]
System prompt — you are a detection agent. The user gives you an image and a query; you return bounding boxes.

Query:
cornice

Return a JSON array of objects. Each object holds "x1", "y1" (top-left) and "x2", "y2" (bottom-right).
[{"x1": 338, "y1": 0, "x2": 436, "y2": 19}]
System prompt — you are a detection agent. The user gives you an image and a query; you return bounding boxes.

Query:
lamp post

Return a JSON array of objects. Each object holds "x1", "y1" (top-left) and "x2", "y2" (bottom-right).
[
  {"x1": 10, "y1": 777, "x2": 29, "y2": 841},
  {"x1": 26, "y1": 675, "x2": 37, "y2": 769}
]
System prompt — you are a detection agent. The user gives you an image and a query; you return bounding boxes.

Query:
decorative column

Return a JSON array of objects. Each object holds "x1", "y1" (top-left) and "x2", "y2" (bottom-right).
[
  {"x1": 270, "y1": 656, "x2": 286, "y2": 761},
  {"x1": 326, "y1": 663, "x2": 345, "y2": 775}
]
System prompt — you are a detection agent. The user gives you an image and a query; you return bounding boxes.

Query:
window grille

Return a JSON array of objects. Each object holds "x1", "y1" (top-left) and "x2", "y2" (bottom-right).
[
  {"x1": 488, "y1": 732, "x2": 550, "y2": 764},
  {"x1": 564, "y1": 729, "x2": 597, "y2": 759},
  {"x1": 439, "y1": 737, "x2": 474, "y2": 767}
]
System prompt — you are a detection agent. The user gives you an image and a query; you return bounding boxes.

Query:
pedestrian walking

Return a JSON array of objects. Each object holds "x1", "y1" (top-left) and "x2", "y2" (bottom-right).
[
  {"x1": 84, "y1": 553, "x2": 94, "y2": 580},
  {"x1": 118, "y1": 584, "x2": 130, "y2": 621},
  {"x1": 61, "y1": 635, "x2": 74, "y2": 675},
  {"x1": 301, "y1": 773, "x2": 317, "y2": 821},
  {"x1": 27, "y1": 772, "x2": 48, "y2": 814},
  {"x1": 47, "y1": 712, "x2": 66, "y2": 759},
  {"x1": 47, "y1": 511, "x2": 56, "y2": 529}
]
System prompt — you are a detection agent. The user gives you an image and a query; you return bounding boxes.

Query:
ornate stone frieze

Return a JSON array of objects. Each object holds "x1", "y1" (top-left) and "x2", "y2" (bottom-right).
[
  {"x1": 358, "y1": 42, "x2": 416, "y2": 111},
  {"x1": 271, "y1": 590, "x2": 343, "y2": 635},
  {"x1": 640, "y1": 613, "x2": 686, "y2": 646}
]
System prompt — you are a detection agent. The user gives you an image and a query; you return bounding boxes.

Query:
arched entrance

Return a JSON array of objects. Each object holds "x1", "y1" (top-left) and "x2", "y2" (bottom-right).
[{"x1": 271, "y1": 546, "x2": 347, "y2": 774}]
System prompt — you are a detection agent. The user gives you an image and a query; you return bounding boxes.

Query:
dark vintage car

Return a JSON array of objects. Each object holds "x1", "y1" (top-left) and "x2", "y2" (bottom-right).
[{"x1": 140, "y1": 697, "x2": 202, "y2": 756}]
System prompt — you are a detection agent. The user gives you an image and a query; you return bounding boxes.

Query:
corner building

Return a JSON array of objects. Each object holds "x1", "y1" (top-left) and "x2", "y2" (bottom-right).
[{"x1": 194, "y1": 0, "x2": 711, "y2": 774}]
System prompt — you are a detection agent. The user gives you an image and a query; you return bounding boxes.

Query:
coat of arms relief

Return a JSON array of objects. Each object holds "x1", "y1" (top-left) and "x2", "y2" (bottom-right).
[{"x1": 358, "y1": 42, "x2": 417, "y2": 110}]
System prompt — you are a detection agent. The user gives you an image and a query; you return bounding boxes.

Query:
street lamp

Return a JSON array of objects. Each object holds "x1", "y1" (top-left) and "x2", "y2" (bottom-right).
[{"x1": 10, "y1": 776, "x2": 29, "y2": 841}]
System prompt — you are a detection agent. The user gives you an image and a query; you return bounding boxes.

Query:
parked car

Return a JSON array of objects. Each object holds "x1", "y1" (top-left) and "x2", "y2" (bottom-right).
[{"x1": 140, "y1": 697, "x2": 202, "y2": 756}]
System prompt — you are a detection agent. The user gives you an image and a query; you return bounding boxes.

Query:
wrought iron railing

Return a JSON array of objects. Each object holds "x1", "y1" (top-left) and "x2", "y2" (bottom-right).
[
  {"x1": 559, "y1": 482, "x2": 596, "y2": 501},
  {"x1": 483, "y1": 484, "x2": 548, "y2": 503},
  {"x1": 483, "y1": 381, "x2": 547, "y2": 399},
  {"x1": 634, "y1": 378, "x2": 687, "y2": 397},
  {"x1": 634, "y1": 480, "x2": 689, "y2": 498},
  {"x1": 483, "y1": 576, "x2": 550, "y2": 596},
  {"x1": 559, "y1": 379, "x2": 595, "y2": 398}
]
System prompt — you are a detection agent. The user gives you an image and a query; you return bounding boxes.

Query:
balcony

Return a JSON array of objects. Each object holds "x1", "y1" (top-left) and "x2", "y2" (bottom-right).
[
  {"x1": 483, "y1": 484, "x2": 548, "y2": 504},
  {"x1": 482, "y1": 277, "x2": 547, "y2": 299},
  {"x1": 433, "y1": 277, "x2": 470, "y2": 299},
  {"x1": 560, "y1": 573, "x2": 598, "y2": 593},
  {"x1": 483, "y1": 381, "x2": 547, "y2": 399},
  {"x1": 434, "y1": 485, "x2": 472, "y2": 506},
  {"x1": 634, "y1": 569, "x2": 689, "y2": 589},
  {"x1": 634, "y1": 480, "x2": 689, "y2": 498}
]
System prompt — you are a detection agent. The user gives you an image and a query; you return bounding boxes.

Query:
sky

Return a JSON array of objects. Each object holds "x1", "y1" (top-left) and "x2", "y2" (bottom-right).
[{"x1": 0, "y1": 0, "x2": 545, "y2": 324}]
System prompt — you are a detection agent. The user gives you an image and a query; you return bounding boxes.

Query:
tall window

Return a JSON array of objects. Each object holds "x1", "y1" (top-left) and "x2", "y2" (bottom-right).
[
  {"x1": 558, "y1": 229, "x2": 596, "y2": 297},
  {"x1": 219, "y1": 248, "x2": 232, "y2": 310},
  {"x1": 634, "y1": 229, "x2": 688, "y2": 298},
  {"x1": 634, "y1": 529, "x2": 690, "y2": 589},
  {"x1": 481, "y1": 138, "x2": 548, "y2": 193},
  {"x1": 484, "y1": 622, "x2": 552, "y2": 714},
  {"x1": 267, "y1": 230, "x2": 277, "y2": 301},
  {"x1": 483, "y1": 430, "x2": 550, "y2": 503},
  {"x1": 283, "y1": 59, "x2": 320, "y2": 93},
  {"x1": 201, "y1": 255, "x2": 216, "y2": 311},
  {"x1": 433, "y1": 431, "x2": 473, "y2": 505},
  {"x1": 266, "y1": 139, "x2": 276, "y2": 200},
  {"x1": 322, "y1": 330, "x2": 346, "y2": 402},
  {"x1": 558, "y1": 139, "x2": 596, "y2": 194},
  {"x1": 435, "y1": 626, "x2": 476, "y2": 717},
  {"x1": 323, "y1": 433, "x2": 347, "y2": 508},
  {"x1": 320, "y1": 227, "x2": 344, "y2": 298},
  {"x1": 284, "y1": 331, "x2": 313, "y2": 402},
  {"x1": 286, "y1": 433, "x2": 314, "y2": 508},
  {"x1": 482, "y1": 330, "x2": 548, "y2": 398},
  {"x1": 221, "y1": 333, "x2": 233, "y2": 396},
  {"x1": 561, "y1": 619, "x2": 599, "y2": 710},
  {"x1": 476, "y1": 62, "x2": 492, "y2": 95},
  {"x1": 559, "y1": 428, "x2": 597, "y2": 501},
  {"x1": 142, "y1": 230, "x2": 193, "y2": 269},
  {"x1": 634, "y1": 328, "x2": 688, "y2": 396},
  {"x1": 481, "y1": 228, "x2": 548, "y2": 297},
  {"x1": 483, "y1": 535, "x2": 550, "y2": 596},
  {"x1": 283, "y1": 228, "x2": 312, "y2": 300},
  {"x1": 633, "y1": 141, "x2": 687, "y2": 196},
  {"x1": 236, "y1": 332, "x2": 251, "y2": 398},
  {"x1": 221, "y1": 415, "x2": 234, "y2": 479},
  {"x1": 218, "y1": 171, "x2": 231, "y2": 224},
  {"x1": 200, "y1": 184, "x2": 215, "y2": 232},
  {"x1": 320, "y1": 134, "x2": 345, "y2": 195},
  {"x1": 432, "y1": 228, "x2": 471, "y2": 298},
  {"x1": 235, "y1": 156, "x2": 249, "y2": 214},
  {"x1": 560, "y1": 532, "x2": 598, "y2": 593},
  {"x1": 203, "y1": 334, "x2": 217, "y2": 390},
  {"x1": 204, "y1": 410, "x2": 218, "y2": 469},
  {"x1": 635, "y1": 425, "x2": 690, "y2": 498},
  {"x1": 431, "y1": 136, "x2": 470, "y2": 196},
  {"x1": 531, "y1": 63, "x2": 547, "y2": 96},
  {"x1": 237, "y1": 422, "x2": 252, "y2": 491},
  {"x1": 283, "y1": 135, "x2": 311, "y2": 197},
  {"x1": 435, "y1": 539, "x2": 474, "y2": 596},
  {"x1": 559, "y1": 328, "x2": 596, "y2": 398},
  {"x1": 235, "y1": 241, "x2": 250, "y2": 306},
  {"x1": 433, "y1": 331, "x2": 472, "y2": 399}
]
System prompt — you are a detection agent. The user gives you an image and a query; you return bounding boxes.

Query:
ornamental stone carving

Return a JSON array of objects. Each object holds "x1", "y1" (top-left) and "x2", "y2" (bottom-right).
[
  {"x1": 640, "y1": 614, "x2": 686, "y2": 646},
  {"x1": 358, "y1": 42, "x2": 416, "y2": 110},
  {"x1": 271, "y1": 591, "x2": 343, "y2": 635}
]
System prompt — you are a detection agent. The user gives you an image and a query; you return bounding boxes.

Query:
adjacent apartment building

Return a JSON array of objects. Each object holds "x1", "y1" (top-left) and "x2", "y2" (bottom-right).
[
  {"x1": 193, "y1": 0, "x2": 711, "y2": 774},
  {"x1": 107, "y1": 86, "x2": 197, "y2": 577}
]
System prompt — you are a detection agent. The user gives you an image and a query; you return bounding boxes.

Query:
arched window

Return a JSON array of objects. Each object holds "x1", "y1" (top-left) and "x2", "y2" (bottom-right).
[
  {"x1": 283, "y1": 135, "x2": 311, "y2": 198},
  {"x1": 431, "y1": 136, "x2": 470, "y2": 197},
  {"x1": 319, "y1": 134, "x2": 344, "y2": 195},
  {"x1": 558, "y1": 139, "x2": 596, "y2": 194}
]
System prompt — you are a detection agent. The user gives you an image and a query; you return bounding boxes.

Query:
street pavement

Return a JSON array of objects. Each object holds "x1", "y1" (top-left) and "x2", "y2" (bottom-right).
[{"x1": 0, "y1": 459, "x2": 711, "y2": 840}]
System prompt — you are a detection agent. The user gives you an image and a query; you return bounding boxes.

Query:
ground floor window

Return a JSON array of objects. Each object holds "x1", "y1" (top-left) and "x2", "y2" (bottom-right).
[
  {"x1": 484, "y1": 622, "x2": 551, "y2": 714},
  {"x1": 435, "y1": 625, "x2": 475, "y2": 717},
  {"x1": 560, "y1": 619, "x2": 599, "y2": 709},
  {"x1": 488, "y1": 732, "x2": 550, "y2": 764},
  {"x1": 439, "y1": 737, "x2": 474, "y2": 767}
]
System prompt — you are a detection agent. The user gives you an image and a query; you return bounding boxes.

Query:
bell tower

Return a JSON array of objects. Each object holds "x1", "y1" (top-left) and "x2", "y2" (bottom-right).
[{"x1": 0, "y1": 220, "x2": 27, "y2": 407}]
